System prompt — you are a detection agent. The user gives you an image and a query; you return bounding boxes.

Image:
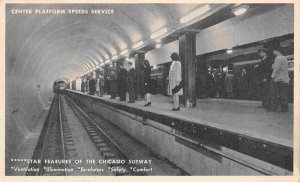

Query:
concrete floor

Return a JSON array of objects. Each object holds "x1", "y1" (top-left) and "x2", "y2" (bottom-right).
[{"x1": 82, "y1": 91, "x2": 293, "y2": 148}]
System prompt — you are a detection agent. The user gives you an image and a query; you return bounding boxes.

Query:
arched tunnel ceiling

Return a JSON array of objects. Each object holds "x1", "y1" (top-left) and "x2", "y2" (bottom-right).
[{"x1": 6, "y1": 3, "x2": 224, "y2": 86}]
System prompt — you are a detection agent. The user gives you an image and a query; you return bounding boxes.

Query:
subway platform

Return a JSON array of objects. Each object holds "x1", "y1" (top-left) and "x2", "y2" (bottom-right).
[
  {"x1": 73, "y1": 90, "x2": 293, "y2": 147},
  {"x1": 66, "y1": 89, "x2": 293, "y2": 175}
]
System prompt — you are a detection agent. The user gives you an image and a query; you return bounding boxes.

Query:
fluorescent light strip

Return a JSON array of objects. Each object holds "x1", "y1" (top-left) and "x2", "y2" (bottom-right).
[
  {"x1": 120, "y1": 49, "x2": 128, "y2": 55},
  {"x1": 232, "y1": 5, "x2": 249, "y2": 16},
  {"x1": 180, "y1": 5, "x2": 210, "y2": 24},
  {"x1": 132, "y1": 41, "x2": 144, "y2": 49},
  {"x1": 151, "y1": 27, "x2": 168, "y2": 40},
  {"x1": 111, "y1": 55, "x2": 118, "y2": 60}
]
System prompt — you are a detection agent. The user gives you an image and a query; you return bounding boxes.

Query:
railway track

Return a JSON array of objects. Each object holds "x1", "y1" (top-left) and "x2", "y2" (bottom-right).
[
  {"x1": 26, "y1": 95, "x2": 76, "y2": 176},
  {"x1": 64, "y1": 94, "x2": 141, "y2": 176},
  {"x1": 28, "y1": 94, "x2": 147, "y2": 176}
]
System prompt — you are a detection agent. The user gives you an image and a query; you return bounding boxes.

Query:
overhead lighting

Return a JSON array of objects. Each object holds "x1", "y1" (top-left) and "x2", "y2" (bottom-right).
[
  {"x1": 132, "y1": 41, "x2": 144, "y2": 49},
  {"x1": 112, "y1": 55, "x2": 118, "y2": 60},
  {"x1": 180, "y1": 5, "x2": 210, "y2": 24},
  {"x1": 120, "y1": 49, "x2": 128, "y2": 55},
  {"x1": 105, "y1": 59, "x2": 111, "y2": 64},
  {"x1": 125, "y1": 57, "x2": 129, "y2": 61},
  {"x1": 226, "y1": 49, "x2": 233, "y2": 54},
  {"x1": 155, "y1": 42, "x2": 162, "y2": 49},
  {"x1": 232, "y1": 5, "x2": 249, "y2": 16},
  {"x1": 151, "y1": 27, "x2": 168, "y2": 40}
]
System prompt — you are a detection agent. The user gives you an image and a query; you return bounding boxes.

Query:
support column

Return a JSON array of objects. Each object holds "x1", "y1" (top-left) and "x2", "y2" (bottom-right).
[
  {"x1": 179, "y1": 33, "x2": 197, "y2": 107},
  {"x1": 135, "y1": 52, "x2": 145, "y2": 99}
]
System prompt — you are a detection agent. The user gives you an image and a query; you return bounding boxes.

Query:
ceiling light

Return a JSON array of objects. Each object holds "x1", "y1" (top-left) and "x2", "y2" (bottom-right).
[
  {"x1": 180, "y1": 5, "x2": 210, "y2": 24},
  {"x1": 120, "y1": 49, "x2": 128, "y2": 55},
  {"x1": 125, "y1": 57, "x2": 129, "y2": 61},
  {"x1": 132, "y1": 41, "x2": 144, "y2": 49},
  {"x1": 226, "y1": 49, "x2": 233, "y2": 54},
  {"x1": 155, "y1": 43, "x2": 162, "y2": 48},
  {"x1": 112, "y1": 55, "x2": 118, "y2": 60},
  {"x1": 232, "y1": 5, "x2": 249, "y2": 16},
  {"x1": 151, "y1": 27, "x2": 168, "y2": 40}
]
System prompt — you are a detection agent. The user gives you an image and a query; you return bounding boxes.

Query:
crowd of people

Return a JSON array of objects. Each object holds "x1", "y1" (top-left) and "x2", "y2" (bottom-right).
[
  {"x1": 80, "y1": 52, "x2": 183, "y2": 111},
  {"x1": 205, "y1": 41, "x2": 290, "y2": 112},
  {"x1": 80, "y1": 43, "x2": 290, "y2": 113}
]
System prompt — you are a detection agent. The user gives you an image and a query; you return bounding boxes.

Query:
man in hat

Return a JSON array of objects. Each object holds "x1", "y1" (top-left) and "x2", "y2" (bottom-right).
[
  {"x1": 269, "y1": 42, "x2": 290, "y2": 112},
  {"x1": 257, "y1": 47, "x2": 274, "y2": 109},
  {"x1": 168, "y1": 52, "x2": 183, "y2": 111}
]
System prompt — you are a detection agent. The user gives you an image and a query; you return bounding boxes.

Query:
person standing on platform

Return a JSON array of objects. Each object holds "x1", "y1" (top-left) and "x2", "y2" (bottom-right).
[
  {"x1": 269, "y1": 42, "x2": 290, "y2": 112},
  {"x1": 127, "y1": 61, "x2": 136, "y2": 103},
  {"x1": 225, "y1": 70, "x2": 234, "y2": 98},
  {"x1": 258, "y1": 47, "x2": 274, "y2": 109},
  {"x1": 109, "y1": 70, "x2": 118, "y2": 99},
  {"x1": 143, "y1": 59, "x2": 152, "y2": 106},
  {"x1": 118, "y1": 64, "x2": 128, "y2": 101},
  {"x1": 96, "y1": 75, "x2": 100, "y2": 96},
  {"x1": 89, "y1": 74, "x2": 96, "y2": 95},
  {"x1": 99, "y1": 73, "x2": 105, "y2": 97},
  {"x1": 168, "y1": 52, "x2": 183, "y2": 111},
  {"x1": 81, "y1": 78, "x2": 85, "y2": 93},
  {"x1": 85, "y1": 77, "x2": 89, "y2": 94}
]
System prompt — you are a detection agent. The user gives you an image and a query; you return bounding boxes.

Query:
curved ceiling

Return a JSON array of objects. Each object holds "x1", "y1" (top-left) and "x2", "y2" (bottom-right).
[{"x1": 6, "y1": 3, "x2": 223, "y2": 86}]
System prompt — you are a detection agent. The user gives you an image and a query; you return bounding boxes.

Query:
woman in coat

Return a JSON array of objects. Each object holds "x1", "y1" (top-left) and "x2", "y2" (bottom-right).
[
  {"x1": 168, "y1": 52, "x2": 183, "y2": 111},
  {"x1": 143, "y1": 59, "x2": 152, "y2": 106}
]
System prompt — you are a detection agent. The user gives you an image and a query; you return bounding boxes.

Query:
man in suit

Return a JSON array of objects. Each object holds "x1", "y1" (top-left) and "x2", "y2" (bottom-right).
[{"x1": 257, "y1": 47, "x2": 274, "y2": 109}]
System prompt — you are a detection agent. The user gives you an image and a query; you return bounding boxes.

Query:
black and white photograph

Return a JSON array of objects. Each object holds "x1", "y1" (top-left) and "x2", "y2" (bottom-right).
[{"x1": 3, "y1": 1, "x2": 298, "y2": 179}]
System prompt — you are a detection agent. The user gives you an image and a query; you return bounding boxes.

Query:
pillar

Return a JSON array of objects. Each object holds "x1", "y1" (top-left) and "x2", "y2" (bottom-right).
[
  {"x1": 135, "y1": 52, "x2": 145, "y2": 99},
  {"x1": 179, "y1": 33, "x2": 197, "y2": 107}
]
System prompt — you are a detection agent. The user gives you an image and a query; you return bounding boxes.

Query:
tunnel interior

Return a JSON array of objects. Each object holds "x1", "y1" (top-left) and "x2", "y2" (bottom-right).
[{"x1": 5, "y1": 3, "x2": 294, "y2": 175}]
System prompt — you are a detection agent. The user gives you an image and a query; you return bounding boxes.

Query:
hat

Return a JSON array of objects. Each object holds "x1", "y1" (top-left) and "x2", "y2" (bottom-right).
[{"x1": 170, "y1": 52, "x2": 180, "y2": 61}]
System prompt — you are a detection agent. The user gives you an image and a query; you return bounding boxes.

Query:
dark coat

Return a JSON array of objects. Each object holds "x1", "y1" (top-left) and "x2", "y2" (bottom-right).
[
  {"x1": 258, "y1": 55, "x2": 274, "y2": 81},
  {"x1": 89, "y1": 78, "x2": 96, "y2": 94},
  {"x1": 144, "y1": 66, "x2": 154, "y2": 93},
  {"x1": 110, "y1": 72, "x2": 118, "y2": 94},
  {"x1": 81, "y1": 81, "x2": 85, "y2": 92},
  {"x1": 127, "y1": 68, "x2": 136, "y2": 86}
]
